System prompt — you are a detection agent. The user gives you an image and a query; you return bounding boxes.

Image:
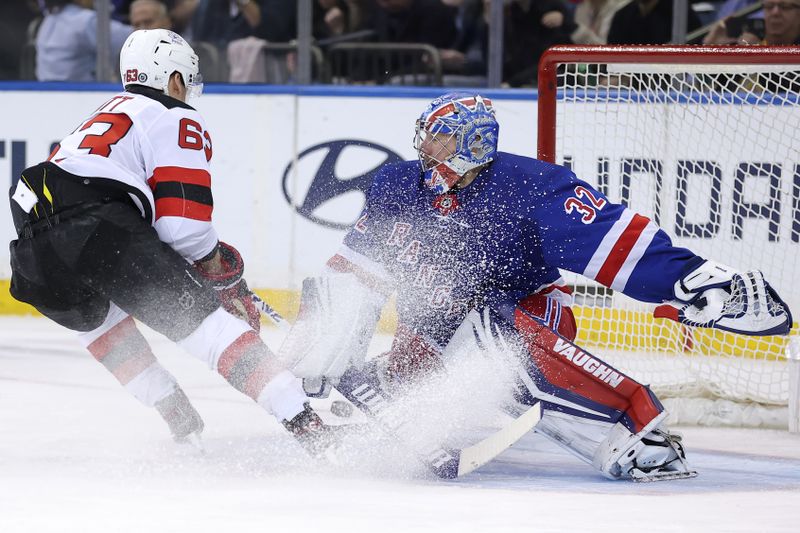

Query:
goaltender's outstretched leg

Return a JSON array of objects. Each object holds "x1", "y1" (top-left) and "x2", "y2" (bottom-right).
[
  {"x1": 475, "y1": 295, "x2": 696, "y2": 481},
  {"x1": 500, "y1": 300, "x2": 697, "y2": 481}
]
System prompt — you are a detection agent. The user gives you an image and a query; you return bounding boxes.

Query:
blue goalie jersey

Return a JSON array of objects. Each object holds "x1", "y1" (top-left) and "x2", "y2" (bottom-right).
[{"x1": 329, "y1": 152, "x2": 699, "y2": 347}]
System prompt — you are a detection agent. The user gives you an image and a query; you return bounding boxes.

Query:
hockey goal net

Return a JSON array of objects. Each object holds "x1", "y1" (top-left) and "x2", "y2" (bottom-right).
[{"x1": 537, "y1": 45, "x2": 800, "y2": 429}]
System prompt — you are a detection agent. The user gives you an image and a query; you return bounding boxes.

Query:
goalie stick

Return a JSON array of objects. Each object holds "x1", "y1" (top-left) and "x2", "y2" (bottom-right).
[{"x1": 250, "y1": 293, "x2": 541, "y2": 478}]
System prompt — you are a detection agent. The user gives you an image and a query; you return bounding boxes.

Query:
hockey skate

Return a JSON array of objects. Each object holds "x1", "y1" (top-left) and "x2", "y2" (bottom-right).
[
  {"x1": 155, "y1": 387, "x2": 205, "y2": 450},
  {"x1": 282, "y1": 403, "x2": 341, "y2": 460},
  {"x1": 596, "y1": 423, "x2": 697, "y2": 482},
  {"x1": 622, "y1": 429, "x2": 697, "y2": 482}
]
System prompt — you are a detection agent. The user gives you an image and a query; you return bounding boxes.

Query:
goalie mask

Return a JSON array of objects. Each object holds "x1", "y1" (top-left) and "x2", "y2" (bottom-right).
[
  {"x1": 414, "y1": 92, "x2": 499, "y2": 194},
  {"x1": 119, "y1": 29, "x2": 203, "y2": 99}
]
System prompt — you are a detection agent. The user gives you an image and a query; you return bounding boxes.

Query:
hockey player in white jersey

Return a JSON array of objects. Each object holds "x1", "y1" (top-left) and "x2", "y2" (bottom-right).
[
  {"x1": 276, "y1": 92, "x2": 794, "y2": 480},
  {"x1": 8, "y1": 29, "x2": 332, "y2": 454}
]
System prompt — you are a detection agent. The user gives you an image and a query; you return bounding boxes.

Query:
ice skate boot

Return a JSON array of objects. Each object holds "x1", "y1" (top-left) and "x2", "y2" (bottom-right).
[
  {"x1": 155, "y1": 387, "x2": 205, "y2": 449},
  {"x1": 623, "y1": 429, "x2": 697, "y2": 482},
  {"x1": 596, "y1": 423, "x2": 697, "y2": 482},
  {"x1": 282, "y1": 403, "x2": 339, "y2": 460}
]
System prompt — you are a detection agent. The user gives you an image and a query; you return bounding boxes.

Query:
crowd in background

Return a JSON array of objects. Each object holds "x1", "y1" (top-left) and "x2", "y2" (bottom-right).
[{"x1": 1, "y1": 0, "x2": 798, "y2": 87}]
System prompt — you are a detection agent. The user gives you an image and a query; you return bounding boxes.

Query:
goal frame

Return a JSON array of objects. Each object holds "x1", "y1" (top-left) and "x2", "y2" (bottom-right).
[
  {"x1": 535, "y1": 44, "x2": 800, "y2": 431},
  {"x1": 537, "y1": 45, "x2": 800, "y2": 163}
]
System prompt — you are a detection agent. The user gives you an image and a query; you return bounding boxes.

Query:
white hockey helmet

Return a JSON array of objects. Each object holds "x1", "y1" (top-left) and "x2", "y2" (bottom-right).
[{"x1": 119, "y1": 29, "x2": 203, "y2": 99}]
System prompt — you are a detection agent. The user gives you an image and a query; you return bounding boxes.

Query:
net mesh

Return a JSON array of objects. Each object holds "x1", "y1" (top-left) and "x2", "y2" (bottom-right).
[{"x1": 553, "y1": 60, "x2": 799, "y2": 408}]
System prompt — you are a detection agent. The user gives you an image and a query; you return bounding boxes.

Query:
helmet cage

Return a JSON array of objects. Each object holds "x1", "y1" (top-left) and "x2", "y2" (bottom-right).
[{"x1": 414, "y1": 94, "x2": 498, "y2": 194}]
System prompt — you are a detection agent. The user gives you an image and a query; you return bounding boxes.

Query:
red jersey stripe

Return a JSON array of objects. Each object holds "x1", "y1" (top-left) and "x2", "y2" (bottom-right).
[
  {"x1": 154, "y1": 197, "x2": 213, "y2": 221},
  {"x1": 147, "y1": 166, "x2": 211, "y2": 189},
  {"x1": 594, "y1": 214, "x2": 650, "y2": 287}
]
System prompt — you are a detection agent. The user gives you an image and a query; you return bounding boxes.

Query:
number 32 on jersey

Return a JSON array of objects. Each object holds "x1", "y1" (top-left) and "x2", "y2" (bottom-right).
[{"x1": 563, "y1": 185, "x2": 607, "y2": 224}]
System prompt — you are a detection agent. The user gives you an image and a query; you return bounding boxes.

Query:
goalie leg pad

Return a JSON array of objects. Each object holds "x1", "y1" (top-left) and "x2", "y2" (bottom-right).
[{"x1": 514, "y1": 311, "x2": 665, "y2": 435}]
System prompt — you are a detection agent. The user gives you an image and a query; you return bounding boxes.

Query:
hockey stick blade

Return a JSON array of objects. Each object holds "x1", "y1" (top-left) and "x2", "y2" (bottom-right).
[
  {"x1": 456, "y1": 402, "x2": 541, "y2": 477},
  {"x1": 252, "y1": 292, "x2": 541, "y2": 478},
  {"x1": 336, "y1": 371, "x2": 464, "y2": 479}
]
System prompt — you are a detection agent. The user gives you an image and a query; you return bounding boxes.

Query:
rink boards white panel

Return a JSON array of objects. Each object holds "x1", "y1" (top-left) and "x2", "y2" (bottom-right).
[
  {"x1": 0, "y1": 87, "x2": 537, "y2": 287},
  {"x1": 0, "y1": 86, "x2": 796, "y2": 313}
]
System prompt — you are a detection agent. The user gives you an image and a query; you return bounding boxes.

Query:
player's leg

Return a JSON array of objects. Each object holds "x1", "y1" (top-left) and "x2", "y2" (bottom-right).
[
  {"x1": 506, "y1": 298, "x2": 695, "y2": 480},
  {"x1": 77, "y1": 203, "x2": 333, "y2": 453},
  {"x1": 9, "y1": 164, "x2": 332, "y2": 454},
  {"x1": 76, "y1": 302, "x2": 203, "y2": 442},
  {"x1": 9, "y1": 166, "x2": 207, "y2": 443},
  {"x1": 379, "y1": 289, "x2": 577, "y2": 389}
]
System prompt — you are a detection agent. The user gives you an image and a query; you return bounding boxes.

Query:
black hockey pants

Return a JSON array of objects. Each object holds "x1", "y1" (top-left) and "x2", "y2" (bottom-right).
[{"x1": 8, "y1": 162, "x2": 220, "y2": 339}]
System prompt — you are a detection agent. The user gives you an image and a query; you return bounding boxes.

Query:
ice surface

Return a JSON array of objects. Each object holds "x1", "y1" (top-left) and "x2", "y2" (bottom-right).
[{"x1": 1, "y1": 317, "x2": 799, "y2": 533}]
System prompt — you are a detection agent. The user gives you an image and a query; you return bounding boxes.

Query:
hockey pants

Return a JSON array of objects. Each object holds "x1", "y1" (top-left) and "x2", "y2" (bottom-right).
[{"x1": 9, "y1": 162, "x2": 219, "y2": 337}]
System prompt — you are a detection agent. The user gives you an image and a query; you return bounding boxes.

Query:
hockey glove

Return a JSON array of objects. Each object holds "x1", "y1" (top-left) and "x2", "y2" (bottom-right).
[
  {"x1": 277, "y1": 273, "x2": 385, "y2": 396},
  {"x1": 195, "y1": 242, "x2": 261, "y2": 332},
  {"x1": 654, "y1": 258, "x2": 793, "y2": 336}
]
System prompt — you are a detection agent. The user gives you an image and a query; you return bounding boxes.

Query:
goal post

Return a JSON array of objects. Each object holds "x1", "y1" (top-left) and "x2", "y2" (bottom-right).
[{"x1": 537, "y1": 45, "x2": 800, "y2": 429}]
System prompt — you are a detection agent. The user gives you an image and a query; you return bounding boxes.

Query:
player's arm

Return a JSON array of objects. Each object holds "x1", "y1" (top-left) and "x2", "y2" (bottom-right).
[
  {"x1": 142, "y1": 107, "x2": 218, "y2": 260},
  {"x1": 533, "y1": 168, "x2": 696, "y2": 302},
  {"x1": 143, "y1": 108, "x2": 259, "y2": 329},
  {"x1": 193, "y1": 241, "x2": 261, "y2": 331},
  {"x1": 535, "y1": 169, "x2": 792, "y2": 336}
]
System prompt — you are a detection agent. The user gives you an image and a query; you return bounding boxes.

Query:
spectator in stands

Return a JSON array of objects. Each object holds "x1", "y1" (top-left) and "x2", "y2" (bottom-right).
[
  {"x1": 0, "y1": 0, "x2": 39, "y2": 80},
  {"x1": 315, "y1": 0, "x2": 349, "y2": 38},
  {"x1": 226, "y1": 0, "x2": 367, "y2": 84},
  {"x1": 188, "y1": 0, "x2": 261, "y2": 48},
  {"x1": 36, "y1": 0, "x2": 132, "y2": 82},
  {"x1": 249, "y1": 0, "x2": 294, "y2": 42},
  {"x1": 571, "y1": 0, "x2": 629, "y2": 44},
  {"x1": 112, "y1": 1, "x2": 195, "y2": 34},
  {"x1": 437, "y1": 0, "x2": 488, "y2": 81},
  {"x1": 606, "y1": 0, "x2": 700, "y2": 44},
  {"x1": 369, "y1": 0, "x2": 458, "y2": 49},
  {"x1": 716, "y1": 0, "x2": 763, "y2": 19},
  {"x1": 112, "y1": 0, "x2": 135, "y2": 23},
  {"x1": 749, "y1": 0, "x2": 800, "y2": 43},
  {"x1": 501, "y1": 0, "x2": 576, "y2": 87},
  {"x1": 258, "y1": 0, "x2": 369, "y2": 42},
  {"x1": 705, "y1": 0, "x2": 800, "y2": 45},
  {"x1": 166, "y1": 1, "x2": 199, "y2": 35},
  {"x1": 702, "y1": 0, "x2": 763, "y2": 44},
  {"x1": 130, "y1": 0, "x2": 173, "y2": 30}
]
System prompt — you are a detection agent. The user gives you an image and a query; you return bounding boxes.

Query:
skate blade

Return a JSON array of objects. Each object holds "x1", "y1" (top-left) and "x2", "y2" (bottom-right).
[
  {"x1": 178, "y1": 432, "x2": 206, "y2": 455},
  {"x1": 631, "y1": 469, "x2": 698, "y2": 482}
]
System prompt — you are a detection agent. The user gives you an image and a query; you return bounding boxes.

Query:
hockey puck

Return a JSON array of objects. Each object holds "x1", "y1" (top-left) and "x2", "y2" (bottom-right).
[{"x1": 330, "y1": 400, "x2": 354, "y2": 418}]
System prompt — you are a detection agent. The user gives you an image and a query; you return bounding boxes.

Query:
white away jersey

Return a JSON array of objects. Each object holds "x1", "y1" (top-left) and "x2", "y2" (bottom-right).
[{"x1": 49, "y1": 86, "x2": 218, "y2": 262}]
